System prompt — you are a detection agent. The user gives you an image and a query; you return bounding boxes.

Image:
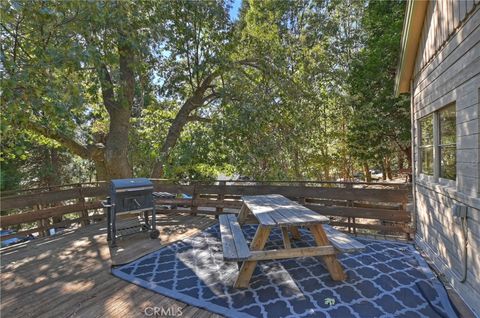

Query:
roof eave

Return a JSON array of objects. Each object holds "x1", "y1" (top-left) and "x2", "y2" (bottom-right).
[{"x1": 394, "y1": 0, "x2": 429, "y2": 96}]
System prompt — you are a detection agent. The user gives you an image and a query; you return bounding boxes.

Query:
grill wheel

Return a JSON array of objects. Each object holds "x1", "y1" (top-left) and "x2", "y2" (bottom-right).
[{"x1": 149, "y1": 229, "x2": 160, "y2": 239}]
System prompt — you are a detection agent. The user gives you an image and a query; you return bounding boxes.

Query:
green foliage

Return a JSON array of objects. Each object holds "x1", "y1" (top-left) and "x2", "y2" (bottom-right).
[
  {"x1": 216, "y1": 0, "x2": 376, "y2": 180},
  {"x1": 0, "y1": 161, "x2": 22, "y2": 191},
  {"x1": 347, "y1": 0, "x2": 410, "y2": 171},
  {"x1": 1, "y1": 0, "x2": 410, "y2": 189},
  {"x1": 0, "y1": 136, "x2": 95, "y2": 190}
]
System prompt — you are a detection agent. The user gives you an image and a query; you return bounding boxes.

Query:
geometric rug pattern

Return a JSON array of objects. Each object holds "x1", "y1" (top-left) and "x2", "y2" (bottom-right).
[{"x1": 112, "y1": 224, "x2": 457, "y2": 318}]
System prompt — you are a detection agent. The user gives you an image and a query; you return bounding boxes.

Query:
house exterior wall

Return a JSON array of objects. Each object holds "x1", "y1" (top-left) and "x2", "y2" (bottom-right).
[
  {"x1": 411, "y1": 2, "x2": 480, "y2": 316},
  {"x1": 414, "y1": 0, "x2": 478, "y2": 72}
]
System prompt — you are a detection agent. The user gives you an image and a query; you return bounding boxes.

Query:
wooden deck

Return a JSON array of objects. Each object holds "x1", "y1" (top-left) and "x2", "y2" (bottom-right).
[
  {"x1": 1, "y1": 214, "x2": 221, "y2": 318},
  {"x1": 1, "y1": 211, "x2": 476, "y2": 318}
]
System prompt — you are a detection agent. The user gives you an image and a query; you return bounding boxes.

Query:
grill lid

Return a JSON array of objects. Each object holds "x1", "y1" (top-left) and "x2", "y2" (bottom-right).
[{"x1": 110, "y1": 178, "x2": 153, "y2": 192}]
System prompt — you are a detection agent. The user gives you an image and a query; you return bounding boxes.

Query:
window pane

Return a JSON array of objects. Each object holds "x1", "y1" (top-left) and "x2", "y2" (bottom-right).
[
  {"x1": 440, "y1": 145, "x2": 456, "y2": 180},
  {"x1": 419, "y1": 114, "x2": 433, "y2": 176},
  {"x1": 420, "y1": 115, "x2": 433, "y2": 146},
  {"x1": 421, "y1": 146, "x2": 433, "y2": 175},
  {"x1": 440, "y1": 104, "x2": 456, "y2": 145}
]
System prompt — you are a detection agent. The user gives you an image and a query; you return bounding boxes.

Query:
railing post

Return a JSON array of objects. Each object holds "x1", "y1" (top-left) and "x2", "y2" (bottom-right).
[
  {"x1": 50, "y1": 186, "x2": 64, "y2": 233},
  {"x1": 298, "y1": 196, "x2": 306, "y2": 206},
  {"x1": 298, "y1": 181, "x2": 306, "y2": 208},
  {"x1": 216, "y1": 181, "x2": 226, "y2": 218},
  {"x1": 352, "y1": 217, "x2": 357, "y2": 235},
  {"x1": 346, "y1": 183, "x2": 356, "y2": 235},
  {"x1": 77, "y1": 184, "x2": 90, "y2": 227},
  {"x1": 41, "y1": 218, "x2": 50, "y2": 237},
  {"x1": 402, "y1": 201, "x2": 410, "y2": 240},
  {"x1": 190, "y1": 184, "x2": 198, "y2": 216},
  {"x1": 35, "y1": 204, "x2": 47, "y2": 237}
]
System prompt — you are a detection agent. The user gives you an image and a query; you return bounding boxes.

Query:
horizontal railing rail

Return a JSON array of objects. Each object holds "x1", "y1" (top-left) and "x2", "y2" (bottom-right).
[{"x1": 0, "y1": 180, "x2": 411, "y2": 242}]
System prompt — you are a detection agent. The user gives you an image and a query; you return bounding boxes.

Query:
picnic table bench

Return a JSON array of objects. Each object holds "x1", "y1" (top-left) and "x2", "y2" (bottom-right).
[{"x1": 219, "y1": 194, "x2": 365, "y2": 288}]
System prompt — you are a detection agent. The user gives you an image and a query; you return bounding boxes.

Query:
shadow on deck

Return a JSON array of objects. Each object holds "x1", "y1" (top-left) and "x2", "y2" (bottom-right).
[
  {"x1": 1, "y1": 212, "x2": 474, "y2": 318},
  {"x1": 0, "y1": 214, "x2": 220, "y2": 318}
]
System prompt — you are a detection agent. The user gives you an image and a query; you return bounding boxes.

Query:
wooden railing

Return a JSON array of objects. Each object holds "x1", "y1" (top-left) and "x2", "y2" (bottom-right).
[
  {"x1": 0, "y1": 180, "x2": 412, "y2": 242},
  {"x1": 0, "y1": 183, "x2": 107, "y2": 240}
]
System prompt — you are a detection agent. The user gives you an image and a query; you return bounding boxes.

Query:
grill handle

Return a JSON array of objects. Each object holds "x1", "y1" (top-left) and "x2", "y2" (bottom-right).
[
  {"x1": 133, "y1": 199, "x2": 141, "y2": 208},
  {"x1": 101, "y1": 200, "x2": 114, "y2": 208}
]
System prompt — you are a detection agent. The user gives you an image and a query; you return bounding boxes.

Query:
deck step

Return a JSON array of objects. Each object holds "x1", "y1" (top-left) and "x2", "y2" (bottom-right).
[
  {"x1": 323, "y1": 225, "x2": 366, "y2": 253},
  {"x1": 219, "y1": 214, "x2": 251, "y2": 261}
]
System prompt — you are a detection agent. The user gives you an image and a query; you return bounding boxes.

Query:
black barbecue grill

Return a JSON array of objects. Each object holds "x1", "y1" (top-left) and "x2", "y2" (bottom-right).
[{"x1": 103, "y1": 178, "x2": 160, "y2": 247}]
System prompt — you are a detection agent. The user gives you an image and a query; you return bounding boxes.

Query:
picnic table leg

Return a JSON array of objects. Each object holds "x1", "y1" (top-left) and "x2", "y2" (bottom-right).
[
  {"x1": 234, "y1": 225, "x2": 271, "y2": 288},
  {"x1": 237, "y1": 204, "x2": 250, "y2": 225},
  {"x1": 290, "y1": 226, "x2": 301, "y2": 240},
  {"x1": 309, "y1": 224, "x2": 347, "y2": 281},
  {"x1": 281, "y1": 227, "x2": 291, "y2": 249}
]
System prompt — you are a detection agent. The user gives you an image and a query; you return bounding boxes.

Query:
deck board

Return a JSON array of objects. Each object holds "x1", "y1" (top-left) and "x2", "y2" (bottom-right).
[{"x1": 0, "y1": 214, "x2": 219, "y2": 318}]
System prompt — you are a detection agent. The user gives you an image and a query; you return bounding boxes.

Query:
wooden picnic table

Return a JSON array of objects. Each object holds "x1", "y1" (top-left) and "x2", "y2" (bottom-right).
[{"x1": 230, "y1": 194, "x2": 348, "y2": 288}]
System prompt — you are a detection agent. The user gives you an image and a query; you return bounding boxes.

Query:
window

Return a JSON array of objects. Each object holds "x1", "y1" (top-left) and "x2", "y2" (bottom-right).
[
  {"x1": 439, "y1": 104, "x2": 456, "y2": 180},
  {"x1": 419, "y1": 114, "x2": 434, "y2": 175},
  {"x1": 418, "y1": 103, "x2": 456, "y2": 181}
]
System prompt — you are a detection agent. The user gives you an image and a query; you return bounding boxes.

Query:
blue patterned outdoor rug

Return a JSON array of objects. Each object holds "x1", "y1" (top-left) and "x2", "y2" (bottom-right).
[{"x1": 112, "y1": 224, "x2": 457, "y2": 318}]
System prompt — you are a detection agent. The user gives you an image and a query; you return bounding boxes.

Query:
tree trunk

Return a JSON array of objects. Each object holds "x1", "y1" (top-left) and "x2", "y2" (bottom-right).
[
  {"x1": 381, "y1": 160, "x2": 386, "y2": 181},
  {"x1": 151, "y1": 71, "x2": 220, "y2": 178},
  {"x1": 104, "y1": 108, "x2": 132, "y2": 179},
  {"x1": 24, "y1": 32, "x2": 136, "y2": 181},
  {"x1": 101, "y1": 32, "x2": 135, "y2": 180},
  {"x1": 386, "y1": 157, "x2": 393, "y2": 180},
  {"x1": 293, "y1": 149, "x2": 302, "y2": 180},
  {"x1": 363, "y1": 163, "x2": 371, "y2": 182},
  {"x1": 151, "y1": 95, "x2": 201, "y2": 178},
  {"x1": 51, "y1": 149, "x2": 61, "y2": 185},
  {"x1": 48, "y1": 149, "x2": 64, "y2": 224},
  {"x1": 94, "y1": 159, "x2": 108, "y2": 182},
  {"x1": 404, "y1": 146, "x2": 412, "y2": 169},
  {"x1": 323, "y1": 167, "x2": 330, "y2": 181}
]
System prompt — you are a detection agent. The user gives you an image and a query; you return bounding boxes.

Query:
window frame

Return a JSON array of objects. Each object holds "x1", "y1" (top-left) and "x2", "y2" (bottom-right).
[
  {"x1": 417, "y1": 103, "x2": 457, "y2": 186},
  {"x1": 438, "y1": 104, "x2": 456, "y2": 181}
]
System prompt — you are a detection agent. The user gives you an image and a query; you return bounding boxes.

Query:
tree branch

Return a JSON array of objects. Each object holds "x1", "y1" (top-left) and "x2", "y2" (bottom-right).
[
  {"x1": 187, "y1": 115, "x2": 212, "y2": 123},
  {"x1": 84, "y1": 33, "x2": 117, "y2": 113},
  {"x1": 150, "y1": 69, "x2": 222, "y2": 177},
  {"x1": 98, "y1": 64, "x2": 116, "y2": 112},
  {"x1": 1, "y1": 21, "x2": 32, "y2": 60},
  {"x1": 201, "y1": 92, "x2": 219, "y2": 104},
  {"x1": 26, "y1": 122, "x2": 92, "y2": 159}
]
